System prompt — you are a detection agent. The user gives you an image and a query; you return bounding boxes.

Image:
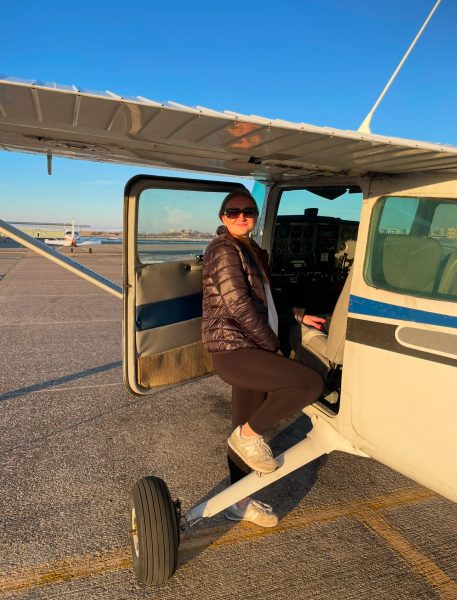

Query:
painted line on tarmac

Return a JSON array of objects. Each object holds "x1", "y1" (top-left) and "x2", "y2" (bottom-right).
[
  {"x1": 206, "y1": 485, "x2": 436, "y2": 548},
  {"x1": 0, "y1": 486, "x2": 448, "y2": 595},
  {"x1": 26, "y1": 382, "x2": 124, "y2": 394},
  {"x1": 0, "y1": 319, "x2": 121, "y2": 327},
  {"x1": 359, "y1": 512, "x2": 457, "y2": 600},
  {"x1": 209, "y1": 485, "x2": 457, "y2": 597},
  {"x1": 0, "y1": 548, "x2": 131, "y2": 595},
  {"x1": 3, "y1": 293, "x2": 114, "y2": 298}
]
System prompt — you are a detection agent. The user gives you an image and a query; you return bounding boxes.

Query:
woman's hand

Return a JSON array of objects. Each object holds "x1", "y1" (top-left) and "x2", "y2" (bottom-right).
[
  {"x1": 302, "y1": 314, "x2": 326, "y2": 330},
  {"x1": 292, "y1": 307, "x2": 326, "y2": 331}
]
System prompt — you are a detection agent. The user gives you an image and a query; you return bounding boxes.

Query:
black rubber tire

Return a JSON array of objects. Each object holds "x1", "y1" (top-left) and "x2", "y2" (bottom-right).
[
  {"x1": 129, "y1": 476, "x2": 179, "y2": 586},
  {"x1": 88, "y1": 247, "x2": 92, "y2": 254}
]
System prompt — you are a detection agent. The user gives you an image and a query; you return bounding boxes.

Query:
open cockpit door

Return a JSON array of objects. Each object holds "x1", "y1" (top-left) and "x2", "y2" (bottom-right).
[{"x1": 123, "y1": 175, "x2": 250, "y2": 395}]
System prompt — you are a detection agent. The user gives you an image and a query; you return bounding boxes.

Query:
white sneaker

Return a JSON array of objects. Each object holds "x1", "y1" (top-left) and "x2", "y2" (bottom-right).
[
  {"x1": 225, "y1": 500, "x2": 278, "y2": 528},
  {"x1": 228, "y1": 426, "x2": 278, "y2": 474}
]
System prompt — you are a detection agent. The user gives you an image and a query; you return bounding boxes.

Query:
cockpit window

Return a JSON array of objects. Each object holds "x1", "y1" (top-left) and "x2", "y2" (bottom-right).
[
  {"x1": 269, "y1": 186, "x2": 362, "y2": 314},
  {"x1": 365, "y1": 196, "x2": 457, "y2": 301},
  {"x1": 278, "y1": 187, "x2": 362, "y2": 221}
]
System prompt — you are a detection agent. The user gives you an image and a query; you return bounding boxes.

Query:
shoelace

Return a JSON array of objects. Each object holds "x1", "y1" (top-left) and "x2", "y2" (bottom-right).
[
  {"x1": 253, "y1": 435, "x2": 273, "y2": 460},
  {"x1": 250, "y1": 500, "x2": 273, "y2": 513}
]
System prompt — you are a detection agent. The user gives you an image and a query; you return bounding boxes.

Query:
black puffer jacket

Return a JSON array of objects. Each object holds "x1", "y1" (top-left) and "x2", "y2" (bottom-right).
[{"x1": 202, "y1": 229, "x2": 279, "y2": 353}]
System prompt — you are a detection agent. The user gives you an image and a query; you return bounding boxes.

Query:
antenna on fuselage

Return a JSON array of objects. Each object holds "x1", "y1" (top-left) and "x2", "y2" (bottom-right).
[{"x1": 358, "y1": 0, "x2": 442, "y2": 134}]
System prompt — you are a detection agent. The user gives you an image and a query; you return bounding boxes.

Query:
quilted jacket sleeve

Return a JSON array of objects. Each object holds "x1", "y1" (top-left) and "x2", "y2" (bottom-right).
[{"x1": 204, "y1": 239, "x2": 279, "y2": 352}]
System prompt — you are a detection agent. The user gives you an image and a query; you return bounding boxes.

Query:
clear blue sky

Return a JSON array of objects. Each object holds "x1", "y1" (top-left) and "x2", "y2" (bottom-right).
[{"x1": 1, "y1": 0, "x2": 456, "y2": 228}]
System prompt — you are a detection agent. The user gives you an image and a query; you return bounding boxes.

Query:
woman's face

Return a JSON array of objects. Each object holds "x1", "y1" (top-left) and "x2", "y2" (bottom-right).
[{"x1": 220, "y1": 195, "x2": 257, "y2": 240}]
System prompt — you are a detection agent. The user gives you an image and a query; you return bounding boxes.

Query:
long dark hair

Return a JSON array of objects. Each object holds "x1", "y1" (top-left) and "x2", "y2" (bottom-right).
[{"x1": 218, "y1": 189, "x2": 258, "y2": 219}]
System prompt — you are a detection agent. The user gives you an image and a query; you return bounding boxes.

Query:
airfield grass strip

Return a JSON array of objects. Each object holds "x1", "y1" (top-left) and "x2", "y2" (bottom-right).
[{"x1": 0, "y1": 486, "x2": 439, "y2": 594}]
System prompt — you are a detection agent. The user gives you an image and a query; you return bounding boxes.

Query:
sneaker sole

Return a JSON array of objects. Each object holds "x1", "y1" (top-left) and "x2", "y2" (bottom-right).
[
  {"x1": 224, "y1": 511, "x2": 278, "y2": 528},
  {"x1": 224, "y1": 511, "x2": 243, "y2": 522},
  {"x1": 227, "y1": 437, "x2": 278, "y2": 474}
]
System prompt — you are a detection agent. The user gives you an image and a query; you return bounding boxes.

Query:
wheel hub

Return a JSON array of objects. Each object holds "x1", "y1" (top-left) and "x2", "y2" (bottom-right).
[{"x1": 130, "y1": 506, "x2": 139, "y2": 557}]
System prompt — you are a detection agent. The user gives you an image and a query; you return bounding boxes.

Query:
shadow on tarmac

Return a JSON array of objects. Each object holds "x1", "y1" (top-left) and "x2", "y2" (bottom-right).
[
  {"x1": 0, "y1": 360, "x2": 122, "y2": 402},
  {"x1": 177, "y1": 414, "x2": 327, "y2": 571},
  {"x1": 0, "y1": 238, "x2": 23, "y2": 249}
]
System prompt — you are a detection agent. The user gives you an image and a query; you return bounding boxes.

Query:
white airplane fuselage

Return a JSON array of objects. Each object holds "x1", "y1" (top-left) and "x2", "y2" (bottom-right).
[{"x1": 63, "y1": 229, "x2": 80, "y2": 246}]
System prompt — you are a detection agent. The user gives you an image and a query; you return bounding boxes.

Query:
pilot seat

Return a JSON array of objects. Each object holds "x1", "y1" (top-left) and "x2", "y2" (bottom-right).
[{"x1": 289, "y1": 269, "x2": 353, "y2": 407}]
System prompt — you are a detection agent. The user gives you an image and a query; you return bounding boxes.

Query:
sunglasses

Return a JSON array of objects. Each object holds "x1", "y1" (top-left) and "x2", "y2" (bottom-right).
[{"x1": 222, "y1": 207, "x2": 258, "y2": 219}]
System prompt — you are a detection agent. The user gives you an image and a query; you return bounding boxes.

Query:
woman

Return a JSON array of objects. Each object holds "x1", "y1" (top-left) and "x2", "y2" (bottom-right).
[{"x1": 202, "y1": 190, "x2": 324, "y2": 527}]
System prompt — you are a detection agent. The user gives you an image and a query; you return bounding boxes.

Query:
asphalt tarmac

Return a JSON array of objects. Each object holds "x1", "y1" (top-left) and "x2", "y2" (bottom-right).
[{"x1": 0, "y1": 242, "x2": 456, "y2": 599}]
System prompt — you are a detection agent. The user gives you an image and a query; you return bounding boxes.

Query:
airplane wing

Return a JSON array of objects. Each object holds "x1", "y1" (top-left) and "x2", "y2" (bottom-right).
[
  {"x1": 77, "y1": 237, "x2": 121, "y2": 246},
  {"x1": 1, "y1": 77, "x2": 457, "y2": 181},
  {"x1": 77, "y1": 238, "x2": 102, "y2": 246},
  {"x1": 7, "y1": 220, "x2": 90, "y2": 227},
  {"x1": 44, "y1": 238, "x2": 66, "y2": 246}
]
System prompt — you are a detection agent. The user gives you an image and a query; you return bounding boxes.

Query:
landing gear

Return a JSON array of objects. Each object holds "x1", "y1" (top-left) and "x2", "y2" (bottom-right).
[
  {"x1": 88, "y1": 247, "x2": 92, "y2": 254},
  {"x1": 127, "y1": 418, "x2": 364, "y2": 586},
  {"x1": 129, "y1": 476, "x2": 180, "y2": 586}
]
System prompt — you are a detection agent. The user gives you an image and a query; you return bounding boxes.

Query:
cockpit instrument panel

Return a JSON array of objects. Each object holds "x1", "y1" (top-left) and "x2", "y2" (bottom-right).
[{"x1": 270, "y1": 213, "x2": 359, "y2": 312}]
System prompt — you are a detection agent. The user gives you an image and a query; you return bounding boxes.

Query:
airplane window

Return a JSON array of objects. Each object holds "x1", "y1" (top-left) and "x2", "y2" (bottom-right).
[
  {"x1": 249, "y1": 181, "x2": 266, "y2": 241},
  {"x1": 377, "y1": 196, "x2": 418, "y2": 234},
  {"x1": 365, "y1": 196, "x2": 457, "y2": 302},
  {"x1": 278, "y1": 188, "x2": 362, "y2": 221},
  {"x1": 137, "y1": 184, "x2": 260, "y2": 264},
  {"x1": 137, "y1": 188, "x2": 227, "y2": 265},
  {"x1": 270, "y1": 187, "x2": 362, "y2": 315}
]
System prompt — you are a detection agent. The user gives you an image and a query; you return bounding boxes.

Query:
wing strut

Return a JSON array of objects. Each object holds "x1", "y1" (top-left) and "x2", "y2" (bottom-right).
[{"x1": 358, "y1": 0, "x2": 442, "y2": 133}]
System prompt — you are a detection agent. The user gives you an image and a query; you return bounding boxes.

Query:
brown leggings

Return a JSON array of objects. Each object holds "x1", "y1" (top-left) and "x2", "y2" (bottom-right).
[{"x1": 212, "y1": 348, "x2": 324, "y2": 484}]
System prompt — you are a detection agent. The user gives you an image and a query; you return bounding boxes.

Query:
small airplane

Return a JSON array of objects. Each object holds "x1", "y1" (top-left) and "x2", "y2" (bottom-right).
[
  {"x1": 5, "y1": 219, "x2": 120, "y2": 252},
  {"x1": 0, "y1": 0, "x2": 455, "y2": 588},
  {"x1": 43, "y1": 219, "x2": 109, "y2": 253}
]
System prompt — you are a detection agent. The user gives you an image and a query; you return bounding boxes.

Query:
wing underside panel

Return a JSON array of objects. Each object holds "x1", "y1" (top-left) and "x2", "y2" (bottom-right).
[{"x1": 1, "y1": 78, "x2": 457, "y2": 180}]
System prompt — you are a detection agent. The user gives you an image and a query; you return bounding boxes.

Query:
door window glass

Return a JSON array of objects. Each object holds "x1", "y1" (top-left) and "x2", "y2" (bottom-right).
[
  {"x1": 365, "y1": 197, "x2": 457, "y2": 301},
  {"x1": 251, "y1": 181, "x2": 266, "y2": 240},
  {"x1": 137, "y1": 188, "x2": 230, "y2": 264}
]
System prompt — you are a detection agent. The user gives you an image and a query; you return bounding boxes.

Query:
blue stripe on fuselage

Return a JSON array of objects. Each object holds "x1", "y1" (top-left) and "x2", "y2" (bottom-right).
[{"x1": 349, "y1": 295, "x2": 457, "y2": 329}]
